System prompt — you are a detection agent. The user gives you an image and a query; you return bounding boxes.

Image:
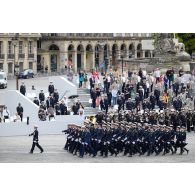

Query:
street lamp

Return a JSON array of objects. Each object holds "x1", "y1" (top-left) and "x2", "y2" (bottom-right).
[
  {"x1": 12, "y1": 33, "x2": 19, "y2": 90},
  {"x1": 14, "y1": 64, "x2": 19, "y2": 90},
  {"x1": 120, "y1": 50, "x2": 126, "y2": 75}
]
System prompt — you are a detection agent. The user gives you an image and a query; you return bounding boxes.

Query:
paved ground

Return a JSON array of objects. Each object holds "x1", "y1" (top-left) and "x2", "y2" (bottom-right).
[
  {"x1": 0, "y1": 74, "x2": 80, "y2": 105},
  {"x1": 0, "y1": 133, "x2": 195, "y2": 163}
]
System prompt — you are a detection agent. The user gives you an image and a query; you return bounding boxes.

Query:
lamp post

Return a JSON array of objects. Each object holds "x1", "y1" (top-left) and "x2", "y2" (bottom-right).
[
  {"x1": 120, "y1": 50, "x2": 126, "y2": 75},
  {"x1": 14, "y1": 64, "x2": 19, "y2": 90},
  {"x1": 12, "y1": 33, "x2": 19, "y2": 90}
]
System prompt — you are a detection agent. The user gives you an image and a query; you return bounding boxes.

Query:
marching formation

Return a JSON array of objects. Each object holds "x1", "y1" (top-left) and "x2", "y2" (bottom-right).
[{"x1": 62, "y1": 120, "x2": 189, "y2": 158}]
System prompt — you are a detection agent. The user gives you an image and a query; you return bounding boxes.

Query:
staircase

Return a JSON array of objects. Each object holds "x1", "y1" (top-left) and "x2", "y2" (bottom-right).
[{"x1": 77, "y1": 88, "x2": 99, "y2": 116}]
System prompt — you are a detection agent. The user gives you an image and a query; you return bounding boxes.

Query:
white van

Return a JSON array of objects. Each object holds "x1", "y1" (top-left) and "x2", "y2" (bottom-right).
[{"x1": 0, "y1": 70, "x2": 7, "y2": 89}]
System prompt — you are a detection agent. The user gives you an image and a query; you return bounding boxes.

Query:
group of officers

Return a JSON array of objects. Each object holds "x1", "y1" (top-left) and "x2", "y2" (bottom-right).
[{"x1": 62, "y1": 110, "x2": 189, "y2": 158}]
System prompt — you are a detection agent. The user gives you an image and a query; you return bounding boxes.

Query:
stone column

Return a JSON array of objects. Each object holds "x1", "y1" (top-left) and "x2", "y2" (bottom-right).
[
  {"x1": 60, "y1": 52, "x2": 66, "y2": 72},
  {"x1": 73, "y1": 51, "x2": 77, "y2": 73},
  {"x1": 126, "y1": 50, "x2": 129, "y2": 59},
  {"x1": 3, "y1": 40, "x2": 8, "y2": 74},
  {"x1": 83, "y1": 50, "x2": 86, "y2": 70},
  {"x1": 134, "y1": 50, "x2": 137, "y2": 58},
  {"x1": 99, "y1": 49, "x2": 104, "y2": 65},
  {"x1": 33, "y1": 44, "x2": 37, "y2": 73},
  {"x1": 24, "y1": 41, "x2": 28, "y2": 70},
  {"x1": 43, "y1": 53, "x2": 50, "y2": 73},
  {"x1": 142, "y1": 50, "x2": 145, "y2": 58},
  {"x1": 150, "y1": 51, "x2": 153, "y2": 58},
  {"x1": 92, "y1": 51, "x2": 95, "y2": 69}
]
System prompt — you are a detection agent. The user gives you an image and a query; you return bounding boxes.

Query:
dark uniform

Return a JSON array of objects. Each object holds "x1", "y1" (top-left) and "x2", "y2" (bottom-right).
[
  {"x1": 20, "y1": 83, "x2": 26, "y2": 96},
  {"x1": 29, "y1": 126, "x2": 44, "y2": 153}
]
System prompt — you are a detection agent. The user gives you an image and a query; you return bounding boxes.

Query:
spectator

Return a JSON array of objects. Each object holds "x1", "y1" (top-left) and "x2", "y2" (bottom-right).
[
  {"x1": 60, "y1": 100, "x2": 68, "y2": 115},
  {"x1": 13, "y1": 112, "x2": 21, "y2": 122},
  {"x1": 33, "y1": 97, "x2": 39, "y2": 106},
  {"x1": 39, "y1": 90, "x2": 45, "y2": 102},
  {"x1": 16, "y1": 103, "x2": 23, "y2": 122},
  {"x1": 48, "y1": 81, "x2": 54, "y2": 95},
  {"x1": 53, "y1": 89, "x2": 59, "y2": 104},
  {"x1": 20, "y1": 82, "x2": 26, "y2": 96},
  {"x1": 2, "y1": 106, "x2": 10, "y2": 122},
  {"x1": 38, "y1": 107, "x2": 47, "y2": 121},
  {"x1": 47, "y1": 105, "x2": 55, "y2": 121},
  {"x1": 79, "y1": 70, "x2": 84, "y2": 88},
  {"x1": 154, "y1": 68, "x2": 161, "y2": 83}
]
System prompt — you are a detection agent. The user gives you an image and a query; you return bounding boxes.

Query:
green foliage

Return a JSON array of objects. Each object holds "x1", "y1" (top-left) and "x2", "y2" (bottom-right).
[{"x1": 177, "y1": 33, "x2": 195, "y2": 55}]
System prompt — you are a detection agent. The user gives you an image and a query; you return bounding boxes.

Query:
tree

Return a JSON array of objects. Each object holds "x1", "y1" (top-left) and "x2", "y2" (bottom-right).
[{"x1": 176, "y1": 33, "x2": 195, "y2": 55}]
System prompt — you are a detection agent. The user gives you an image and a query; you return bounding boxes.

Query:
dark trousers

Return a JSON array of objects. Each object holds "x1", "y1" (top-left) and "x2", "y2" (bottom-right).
[
  {"x1": 30, "y1": 142, "x2": 43, "y2": 153},
  {"x1": 18, "y1": 113, "x2": 23, "y2": 122},
  {"x1": 79, "y1": 81, "x2": 83, "y2": 88},
  {"x1": 92, "y1": 99, "x2": 96, "y2": 108},
  {"x1": 4, "y1": 116, "x2": 9, "y2": 122}
]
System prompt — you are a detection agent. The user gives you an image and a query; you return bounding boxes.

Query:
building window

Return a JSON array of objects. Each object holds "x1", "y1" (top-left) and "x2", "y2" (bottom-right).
[
  {"x1": 0, "y1": 63, "x2": 3, "y2": 70},
  {"x1": 0, "y1": 41, "x2": 3, "y2": 54},
  {"x1": 29, "y1": 62, "x2": 33, "y2": 69},
  {"x1": 50, "y1": 33, "x2": 57, "y2": 36},
  {"x1": 8, "y1": 63, "x2": 13, "y2": 73},
  {"x1": 19, "y1": 62, "x2": 23, "y2": 72},
  {"x1": 19, "y1": 41, "x2": 23, "y2": 54},
  {"x1": 37, "y1": 40, "x2": 41, "y2": 49},
  {"x1": 28, "y1": 41, "x2": 32, "y2": 54},
  {"x1": 8, "y1": 41, "x2": 12, "y2": 54}
]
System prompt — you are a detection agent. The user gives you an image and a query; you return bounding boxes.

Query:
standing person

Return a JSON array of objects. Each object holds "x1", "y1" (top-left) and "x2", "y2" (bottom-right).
[
  {"x1": 20, "y1": 82, "x2": 26, "y2": 96},
  {"x1": 48, "y1": 81, "x2": 54, "y2": 95},
  {"x1": 47, "y1": 105, "x2": 55, "y2": 121},
  {"x1": 60, "y1": 100, "x2": 68, "y2": 115},
  {"x1": 169, "y1": 67, "x2": 175, "y2": 86},
  {"x1": 111, "y1": 87, "x2": 117, "y2": 106},
  {"x1": 33, "y1": 97, "x2": 39, "y2": 106},
  {"x1": 83, "y1": 71, "x2": 88, "y2": 88},
  {"x1": 107, "y1": 74, "x2": 111, "y2": 93},
  {"x1": 53, "y1": 89, "x2": 59, "y2": 104},
  {"x1": 154, "y1": 68, "x2": 161, "y2": 84},
  {"x1": 90, "y1": 88, "x2": 97, "y2": 108},
  {"x1": 29, "y1": 125, "x2": 44, "y2": 154},
  {"x1": 16, "y1": 103, "x2": 23, "y2": 122},
  {"x1": 2, "y1": 106, "x2": 10, "y2": 122},
  {"x1": 163, "y1": 75, "x2": 169, "y2": 93},
  {"x1": 39, "y1": 90, "x2": 45, "y2": 102},
  {"x1": 103, "y1": 75, "x2": 108, "y2": 93},
  {"x1": 89, "y1": 76, "x2": 95, "y2": 91},
  {"x1": 79, "y1": 71, "x2": 84, "y2": 88}
]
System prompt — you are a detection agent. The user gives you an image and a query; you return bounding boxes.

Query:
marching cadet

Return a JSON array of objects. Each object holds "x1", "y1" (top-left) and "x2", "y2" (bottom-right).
[
  {"x1": 158, "y1": 111, "x2": 165, "y2": 125},
  {"x1": 174, "y1": 126, "x2": 189, "y2": 155},
  {"x1": 29, "y1": 125, "x2": 44, "y2": 154},
  {"x1": 186, "y1": 109, "x2": 192, "y2": 132}
]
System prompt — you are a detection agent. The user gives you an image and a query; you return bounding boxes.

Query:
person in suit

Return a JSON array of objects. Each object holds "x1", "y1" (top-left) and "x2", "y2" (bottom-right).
[
  {"x1": 29, "y1": 125, "x2": 44, "y2": 154},
  {"x1": 39, "y1": 90, "x2": 45, "y2": 102},
  {"x1": 90, "y1": 88, "x2": 97, "y2": 108},
  {"x1": 16, "y1": 103, "x2": 23, "y2": 122},
  {"x1": 53, "y1": 89, "x2": 59, "y2": 104},
  {"x1": 20, "y1": 82, "x2": 26, "y2": 96},
  {"x1": 33, "y1": 97, "x2": 39, "y2": 106},
  {"x1": 48, "y1": 81, "x2": 54, "y2": 95}
]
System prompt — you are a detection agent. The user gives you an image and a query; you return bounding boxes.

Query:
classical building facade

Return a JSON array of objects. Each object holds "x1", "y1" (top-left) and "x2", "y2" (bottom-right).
[
  {"x1": 0, "y1": 33, "x2": 154, "y2": 75},
  {"x1": 37, "y1": 33, "x2": 154, "y2": 73},
  {"x1": 0, "y1": 33, "x2": 41, "y2": 75}
]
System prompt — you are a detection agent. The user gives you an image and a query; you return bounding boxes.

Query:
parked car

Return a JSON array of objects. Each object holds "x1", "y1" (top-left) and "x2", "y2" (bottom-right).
[
  {"x1": 0, "y1": 70, "x2": 7, "y2": 89},
  {"x1": 19, "y1": 69, "x2": 34, "y2": 79}
]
